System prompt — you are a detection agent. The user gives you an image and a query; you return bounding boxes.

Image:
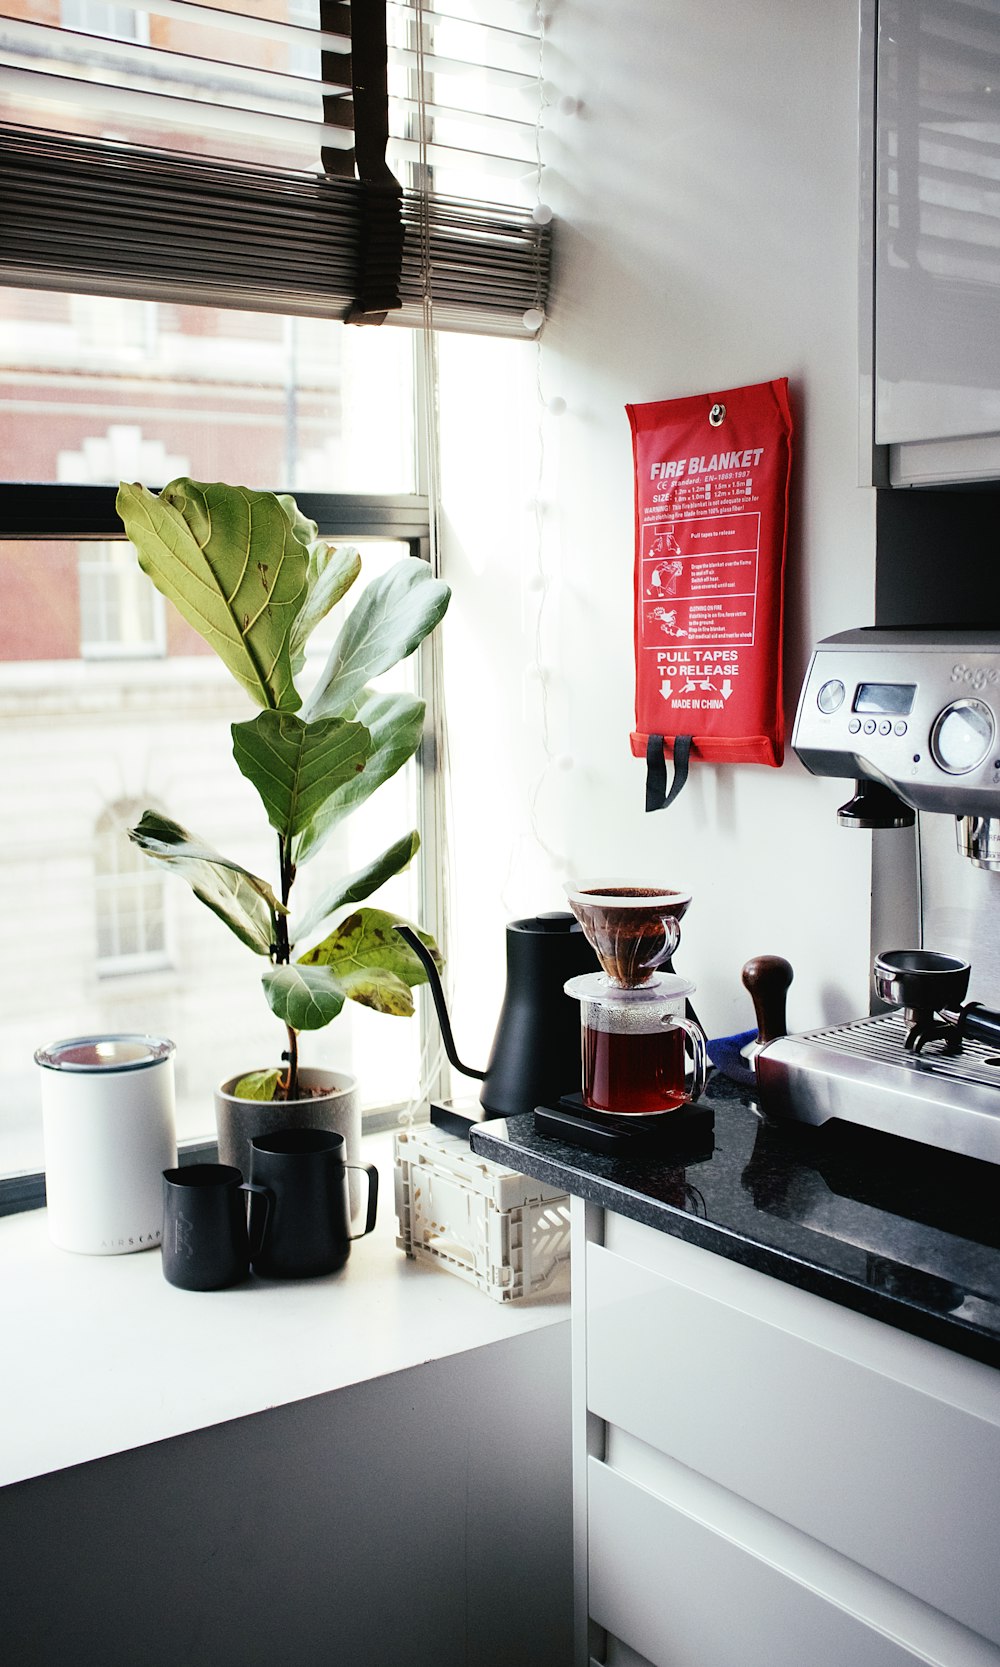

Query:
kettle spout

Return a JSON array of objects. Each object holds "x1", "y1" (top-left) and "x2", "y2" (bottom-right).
[{"x1": 392, "y1": 923, "x2": 487, "y2": 1082}]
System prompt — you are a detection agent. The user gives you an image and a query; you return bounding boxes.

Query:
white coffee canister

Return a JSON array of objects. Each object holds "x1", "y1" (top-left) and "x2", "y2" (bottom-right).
[{"x1": 34, "y1": 1034, "x2": 177, "y2": 1255}]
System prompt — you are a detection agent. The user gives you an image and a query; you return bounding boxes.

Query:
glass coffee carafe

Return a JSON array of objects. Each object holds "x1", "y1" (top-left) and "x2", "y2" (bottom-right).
[{"x1": 564, "y1": 881, "x2": 708, "y2": 1117}]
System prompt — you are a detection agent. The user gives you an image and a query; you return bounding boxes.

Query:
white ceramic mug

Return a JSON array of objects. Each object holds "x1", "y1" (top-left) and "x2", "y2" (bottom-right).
[{"x1": 35, "y1": 1034, "x2": 177, "y2": 1255}]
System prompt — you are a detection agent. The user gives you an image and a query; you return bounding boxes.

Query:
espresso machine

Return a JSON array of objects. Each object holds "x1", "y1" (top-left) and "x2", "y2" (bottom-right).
[{"x1": 755, "y1": 627, "x2": 1000, "y2": 1163}]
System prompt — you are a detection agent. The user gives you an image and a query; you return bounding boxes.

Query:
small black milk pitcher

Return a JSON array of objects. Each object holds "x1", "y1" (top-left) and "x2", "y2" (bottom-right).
[
  {"x1": 161, "y1": 1163, "x2": 269, "y2": 1291},
  {"x1": 248, "y1": 1128, "x2": 378, "y2": 1279}
]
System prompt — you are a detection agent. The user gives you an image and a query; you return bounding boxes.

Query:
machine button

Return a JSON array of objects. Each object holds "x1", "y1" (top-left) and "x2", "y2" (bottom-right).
[
  {"x1": 817, "y1": 679, "x2": 846, "y2": 714},
  {"x1": 930, "y1": 698, "x2": 995, "y2": 775},
  {"x1": 848, "y1": 718, "x2": 861, "y2": 734},
  {"x1": 863, "y1": 719, "x2": 877, "y2": 735},
  {"x1": 878, "y1": 720, "x2": 892, "y2": 736},
  {"x1": 894, "y1": 721, "x2": 907, "y2": 736}
]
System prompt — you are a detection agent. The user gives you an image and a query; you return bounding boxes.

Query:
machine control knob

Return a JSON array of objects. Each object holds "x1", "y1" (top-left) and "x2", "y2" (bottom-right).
[
  {"x1": 816, "y1": 679, "x2": 845, "y2": 714},
  {"x1": 930, "y1": 698, "x2": 995, "y2": 775}
]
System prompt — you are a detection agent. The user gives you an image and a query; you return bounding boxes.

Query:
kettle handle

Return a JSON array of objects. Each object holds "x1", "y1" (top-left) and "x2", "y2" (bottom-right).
[{"x1": 392, "y1": 924, "x2": 487, "y2": 1082}]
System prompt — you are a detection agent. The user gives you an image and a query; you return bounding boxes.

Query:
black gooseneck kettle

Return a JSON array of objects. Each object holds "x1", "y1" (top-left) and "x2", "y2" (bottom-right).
[{"x1": 394, "y1": 913, "x2": 599, "y2": 1121}]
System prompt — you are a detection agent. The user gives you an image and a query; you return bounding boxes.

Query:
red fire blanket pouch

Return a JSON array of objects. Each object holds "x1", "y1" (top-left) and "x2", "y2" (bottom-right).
[{"x1": 627, "y1": 379, "x2": 793, "y2": 811}]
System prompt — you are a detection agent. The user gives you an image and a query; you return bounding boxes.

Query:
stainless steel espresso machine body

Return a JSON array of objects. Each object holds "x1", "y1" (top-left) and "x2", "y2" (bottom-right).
[{"x1": 755, "y1": 628, "x2": 1000, "y2": 1163}]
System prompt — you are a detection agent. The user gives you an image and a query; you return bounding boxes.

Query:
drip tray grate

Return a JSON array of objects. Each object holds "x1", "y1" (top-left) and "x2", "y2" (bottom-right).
[{"x1": 801, "y1": 1011, "x2": 1000, "y2": 1090}]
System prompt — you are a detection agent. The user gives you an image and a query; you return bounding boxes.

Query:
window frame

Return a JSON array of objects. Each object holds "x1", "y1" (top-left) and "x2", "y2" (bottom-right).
[{"x1": 0, "y1": 479, "x2": 435, "y2": 1214}]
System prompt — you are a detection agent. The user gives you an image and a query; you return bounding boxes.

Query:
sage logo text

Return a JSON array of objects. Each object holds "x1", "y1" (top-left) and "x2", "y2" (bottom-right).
[{"x1": 951, "y1": 663, "x2": 1000, "y2": 692}]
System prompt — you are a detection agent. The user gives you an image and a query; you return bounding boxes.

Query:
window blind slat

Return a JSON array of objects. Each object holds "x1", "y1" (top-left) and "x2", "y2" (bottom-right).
[
  {"x1": 0, "y1": 17, "x2": 353, "y2": 100},
  {"x1": 0, "y1": 0, "x2": 352, "y2": 54},
  {"x1": 1, "y1": 64, "x2": 356, "y2": 150}
]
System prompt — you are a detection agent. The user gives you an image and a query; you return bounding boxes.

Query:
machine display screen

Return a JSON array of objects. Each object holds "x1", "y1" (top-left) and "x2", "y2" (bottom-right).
[{"x1": 852, "y1": 682, "x2": 916, "y2": 716}]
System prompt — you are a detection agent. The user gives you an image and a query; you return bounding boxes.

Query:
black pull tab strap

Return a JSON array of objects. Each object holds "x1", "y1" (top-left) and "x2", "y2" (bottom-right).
[{"x1": 645, "y1": 733, "x2": 692, "y2": 812}]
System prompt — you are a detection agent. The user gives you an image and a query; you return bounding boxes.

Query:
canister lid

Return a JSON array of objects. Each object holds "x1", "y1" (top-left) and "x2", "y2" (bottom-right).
[
  {"x1": 564, "y1": 971, "x2": 695, "y2": 1005},
  {"x1": 34, "y1": 1034, "x2": 175, "y2": 1072}
]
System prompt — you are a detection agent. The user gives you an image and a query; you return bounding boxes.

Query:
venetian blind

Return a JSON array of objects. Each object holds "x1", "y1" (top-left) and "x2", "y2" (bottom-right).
[{"x1": 0, "y1": 0, "x2": 551, "y2": 335}]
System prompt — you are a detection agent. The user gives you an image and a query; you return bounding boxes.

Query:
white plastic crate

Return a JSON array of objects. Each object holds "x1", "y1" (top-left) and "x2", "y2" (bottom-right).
[{"x1": 394, "y1": 1124, "x2": 571, "y2": 1302}]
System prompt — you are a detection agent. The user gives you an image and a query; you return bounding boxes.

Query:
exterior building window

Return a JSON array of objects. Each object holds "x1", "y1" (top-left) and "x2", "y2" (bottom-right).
[
  {"x1": 95, "y1": 800, "x2": 170, "y2": 976},
  {"x1": 78, "y1": 542, "x2": 166, "y2": 659},
  {"x1": 60, "y1": 0, "x2": 149, "y2": 44}
]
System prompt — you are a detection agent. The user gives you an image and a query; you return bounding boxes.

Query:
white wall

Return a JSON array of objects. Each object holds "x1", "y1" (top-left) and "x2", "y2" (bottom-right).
[{"x1": 438, "y1": 0, "x2": 877, "y2": 1073}]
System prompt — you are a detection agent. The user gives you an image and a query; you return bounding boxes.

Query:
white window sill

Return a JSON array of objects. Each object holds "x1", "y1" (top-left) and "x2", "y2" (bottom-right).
[{"x1": 0, "y1": 1133, "x2": 569, "y2": 1489}]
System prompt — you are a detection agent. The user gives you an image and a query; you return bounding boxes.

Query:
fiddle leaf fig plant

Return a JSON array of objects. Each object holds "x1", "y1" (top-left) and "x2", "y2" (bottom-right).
[{"x1": 116, "y1": 478, "x2": 450, "y2": 1101}]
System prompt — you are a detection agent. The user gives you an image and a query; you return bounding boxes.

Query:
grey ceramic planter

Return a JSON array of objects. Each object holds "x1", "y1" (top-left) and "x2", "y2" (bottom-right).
[{"x1": 215, "y1": 1068, "x2": 362, "y2": 1213}]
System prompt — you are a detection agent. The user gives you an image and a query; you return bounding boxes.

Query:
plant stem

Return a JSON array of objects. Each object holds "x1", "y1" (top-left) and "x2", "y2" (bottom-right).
[
  {"x1": 276, "y1": 834, "x2": 300, "y2": 1100},
  {"x1": 284, "y1": 1025, "x2": 299, "y2": 1097}
]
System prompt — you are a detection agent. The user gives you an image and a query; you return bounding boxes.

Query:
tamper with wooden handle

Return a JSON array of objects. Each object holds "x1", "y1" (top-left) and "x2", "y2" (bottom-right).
[{"x1": 741, "y1": 954, "x2": 794, "y2": 1062}]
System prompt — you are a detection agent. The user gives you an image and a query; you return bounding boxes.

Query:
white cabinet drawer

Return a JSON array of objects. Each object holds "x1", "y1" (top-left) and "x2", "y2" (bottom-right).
[
  {"x1": 588, "y1": 1453, "x2": 1000, "y2": 1667},
  {"x1": 586, "y1": 1231, "x2": 1000, "y2": 1645}
]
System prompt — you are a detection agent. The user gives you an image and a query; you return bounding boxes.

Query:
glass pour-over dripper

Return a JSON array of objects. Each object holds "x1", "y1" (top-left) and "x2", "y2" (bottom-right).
[{"x1": 564, "y1": 879, "x2": 691, "y2": 987}]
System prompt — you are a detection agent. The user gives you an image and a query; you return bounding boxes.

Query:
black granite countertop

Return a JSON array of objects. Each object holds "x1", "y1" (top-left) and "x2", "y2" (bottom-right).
[{"x1": 469, "y1": 1074, "x2": 1000, "y2": 1370}]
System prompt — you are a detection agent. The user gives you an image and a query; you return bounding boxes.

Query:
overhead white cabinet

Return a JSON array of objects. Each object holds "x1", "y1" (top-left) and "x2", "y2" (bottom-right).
[
  {"x1": 573, "y1": 1203, "x2": 1000, "y2": 1667},
  {"x1": 868, "y1": 0, "x2": 1000, "y2": 484}
]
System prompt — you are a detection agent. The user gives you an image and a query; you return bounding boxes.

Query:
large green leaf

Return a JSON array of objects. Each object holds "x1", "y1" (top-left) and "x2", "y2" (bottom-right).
[
  {"x1": 302, "y1": 557, "x2": 450, "y2": 721},
  {"x1": 298, "y1": 907, "x2": 441, "y2": 995},
  {"x1": 294, "y1": 689, "x2": 426, "y2": 864},
  {"x1": 231, "y1": 710, "x2": 371, "y2": 842},
  {"x1": 116, "y1": 479, "x2": 308, "y2": 712},
  {"x1": 291, "y1": 830, "x2": 420, "y2": 945},
  {"x1": 289, "y1": 542, "x2": 362, "y2": 677},
  {"x1": 128, "y1": 810, "x2": 279, "y2": 955},
  {"x1": 262, "y1": 962, "x2": 346, "y2": 1031}
]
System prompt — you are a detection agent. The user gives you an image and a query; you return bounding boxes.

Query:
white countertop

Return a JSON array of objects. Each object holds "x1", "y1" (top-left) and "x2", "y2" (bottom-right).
[{"x1": 0, "y1": 1134, "x2": 569, "y2": 1488}]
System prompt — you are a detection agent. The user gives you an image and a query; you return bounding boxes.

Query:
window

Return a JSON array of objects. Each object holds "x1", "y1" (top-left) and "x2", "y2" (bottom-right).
[
  {"x1": 95, "y1": 799, "x2": 170, "y2": 973},
  {"x1": 60, "y1": 0, "x2": 149, "y2": 44},
  {"x1": 0, "y1": 287, "x2": 416, "y2": 495},
  {"x1": 0, "y1": 518, "x2": 434, "y2": 1182},
  {"x1": 79, "y1": 543, "x2": 166, "y2": 658},
  {"x1": 0, "y1": 0, "x2": 548, "y2": 1202},
  {"x1": 0, "y1": 290, "x2": 434, "y2": 1187}
]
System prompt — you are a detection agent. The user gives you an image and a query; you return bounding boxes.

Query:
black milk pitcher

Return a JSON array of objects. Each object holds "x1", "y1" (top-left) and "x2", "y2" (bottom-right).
[
  {"x1": 161, "y1": 1163, "x2": 270, "y2": 1291},
  {"x1": 248, "y1": 1129, "x2": 378, "y2": 1279}
]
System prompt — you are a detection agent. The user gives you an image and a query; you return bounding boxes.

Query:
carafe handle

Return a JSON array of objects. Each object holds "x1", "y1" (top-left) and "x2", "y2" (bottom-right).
[{"x1": 670, "y1": 1015, "x2": 708, "y2": 1103}]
